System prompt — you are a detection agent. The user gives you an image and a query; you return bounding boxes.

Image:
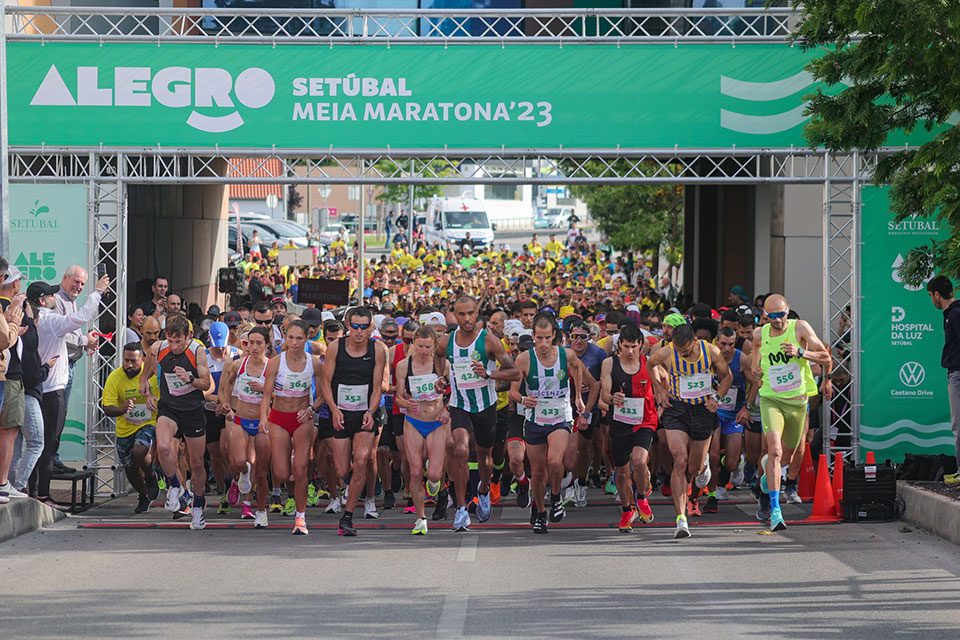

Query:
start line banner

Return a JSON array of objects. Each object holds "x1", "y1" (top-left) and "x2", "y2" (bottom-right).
[{"x1": 4, "y1": 42, "x2": 939, "y2": 150}]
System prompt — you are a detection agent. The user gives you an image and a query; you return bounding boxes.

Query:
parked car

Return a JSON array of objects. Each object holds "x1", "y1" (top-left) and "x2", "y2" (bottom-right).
[
  {"x1": 228, "y1": 225, "x2": 280, "y2": 255},
  {"x1": 543, "y1": 207, "x2": 576, "y2": 229},
  {"x1": 339, "y1": 213, "x2": 378, "y2": 233},
  {"x1": 241, "y1": 217, "x2": 310, "y2": 248}
]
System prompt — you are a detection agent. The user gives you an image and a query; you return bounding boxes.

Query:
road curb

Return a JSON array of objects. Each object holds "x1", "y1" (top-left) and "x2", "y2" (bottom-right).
[
  {"x1": 0, "y1": 499, "x2": 67, "y2": 544},
  {"x1": 897, "y1": 482, "x2": 960, "y2": 546}
]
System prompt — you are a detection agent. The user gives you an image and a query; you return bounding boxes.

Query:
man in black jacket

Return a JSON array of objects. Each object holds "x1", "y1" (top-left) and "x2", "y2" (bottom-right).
[{"x1": 929, "y1": 275, "x2": 960, "y2": 483}]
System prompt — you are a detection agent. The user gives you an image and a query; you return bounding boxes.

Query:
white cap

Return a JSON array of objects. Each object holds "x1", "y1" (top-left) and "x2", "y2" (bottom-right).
[
  {"x1": 626, "y1": 304, "x2": 640, "y2": 313},
  {"x1": 3, "y1": 265, "x2": 23, "y2": 285},
  {"x1": 373, "y1": 314, "x2": 385, "y2": 330},
  {"x1": 321, "y1": 310, "x2": 335, "y2": 322},
  {"x1": 504, "y1": 318, "x2": 524, "y2": 338},
  {"x1": 420, "y1": 312, "x2": 446, "y2": 327}
]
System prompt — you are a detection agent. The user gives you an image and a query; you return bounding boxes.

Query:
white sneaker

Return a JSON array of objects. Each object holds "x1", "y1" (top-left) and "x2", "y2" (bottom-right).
[
  {"x1": 716, "y1": 486, "x2": 728, "y2": 501},
  {"x1": 730, "y1": 460, "x2": 745, "y2": 487},
  {"x1": 562, "y1": 483, "x2": 576, "y2": 506},
  {"x1": 364, "y1": 497, "x2": 379, "y2": 519},
  {"x1": 576, "y1": 481, "x2": 588, "y2": 508},
  {"x1": 239, "y1": 461, "x2": 252, "y2": 494},
  {"x1": 412, "y1": 517, "x2": 428, "y2": 535},
  {"x1": 189, "y1": 507, "x2": 206, "y2": 530},
  {"x1": 0, "y1": 483, "x2": 27, "y2": 499},
  {"x1": 325, "y1": 496, "x2": 342, "y2": 514},
  {"x1": 675, "y1": 515, "x2": 691, "y2": 539},
  {"x1": 560, "y1": 471, "x2": 573, "y2": 490},
  {"x1": 254, "y1": 510, "x2": 268, "y2": 528},
  {"x1": 0, "y1": 493, "x2": 8, "y2": 504},
  {"x1": 164, "y1": 485, "x2": 183, "y2": 512},
  {"x1": 695, "y1": 453, "x2": 712, "y2": 489}
]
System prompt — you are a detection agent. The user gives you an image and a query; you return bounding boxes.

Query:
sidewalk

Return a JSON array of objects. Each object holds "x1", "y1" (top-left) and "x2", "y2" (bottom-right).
[
  {"x1": 897, "y1": 482, "x2": 960, "y2": 546},
  {"x1": 0, "y1": 499, "x2": 67, "y2": 545}
]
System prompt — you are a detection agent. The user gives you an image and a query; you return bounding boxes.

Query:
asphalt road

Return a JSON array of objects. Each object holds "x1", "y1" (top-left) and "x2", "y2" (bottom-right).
[{"x1": 3, "y1": 488, "x2": 960, "y2": 639}]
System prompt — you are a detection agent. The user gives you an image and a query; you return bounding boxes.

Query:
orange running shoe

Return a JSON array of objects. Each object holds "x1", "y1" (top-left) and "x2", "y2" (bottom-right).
[
  {"x1": 636, "y1": 498, "x2": 654, "y2": 523},
  {"x1": 619, "y1": 506, "x2": 639, "y2": 533},
  {"x1": 490, "y1": 482, "x2": 501, "y2": 506},
  {"x1": 292, "y1": 516, "x2": 308, "y2": 535},
  {"x1": 686, "y1": 497, "x2": 702, "y2": 518}
]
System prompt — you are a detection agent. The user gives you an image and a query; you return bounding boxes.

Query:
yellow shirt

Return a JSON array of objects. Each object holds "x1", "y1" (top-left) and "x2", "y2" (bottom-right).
[
  {"x1": 331, "y1": 240, "x2": 345, "y2": 251},
  {"x1": 496, "y1": 337, "x2": 511, "y2": 410},
  {"x1": 530, "y1": 243, "x2": 543, "y2": 258},
  {"x1": 545, "y1": 241, "x2": 564, "y2": 256},
  {"x1": 102, "y1": 366, "x2": 160, "y2": 439}
]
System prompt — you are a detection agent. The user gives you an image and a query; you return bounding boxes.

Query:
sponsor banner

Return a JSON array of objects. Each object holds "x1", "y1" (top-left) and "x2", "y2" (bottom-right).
[
  {"x1": 6, "y1": 42, "x2": 948, "y2": 149},
  {"x1": 9, "y1": 184, "x2": 90, "y2": 461},
  {"x1": 860, "y1": 186, "x2": 953, "y2": 462}
]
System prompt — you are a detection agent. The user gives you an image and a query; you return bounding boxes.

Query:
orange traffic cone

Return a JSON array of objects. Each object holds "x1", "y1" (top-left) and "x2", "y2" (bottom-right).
[
  {"x1": 808, "y1": 454, "x2": 838, "y2": 521},
  {"x1": 865, "y1": 451, "x2": 876, "y2": 464},
  {"x1": 832, "y1": 452, "x2": 845, "y2": 518},
  {"x1": 798, "y1": 443, "x2": 816, "y2": 502}
]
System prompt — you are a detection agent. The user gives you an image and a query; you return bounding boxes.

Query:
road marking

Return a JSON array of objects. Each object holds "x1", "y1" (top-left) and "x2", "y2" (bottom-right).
[
  {"x1": 436, "y1": 594, "x2": 468, "y2": 638},
  {"x1": 456, "y1": 535, "x2": 478, "y2": 562}
]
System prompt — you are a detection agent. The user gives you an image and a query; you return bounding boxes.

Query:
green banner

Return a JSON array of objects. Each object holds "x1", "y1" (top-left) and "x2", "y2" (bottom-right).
[
  {"x1": 5, "y1": 42, "x2": 937, "y2": 149},
  {"x1": 9, "y1": 184, "x2": 90, "y2": 462},
  {"x1": 860, "y1": 186, "x2": 953, "y2": 462}
]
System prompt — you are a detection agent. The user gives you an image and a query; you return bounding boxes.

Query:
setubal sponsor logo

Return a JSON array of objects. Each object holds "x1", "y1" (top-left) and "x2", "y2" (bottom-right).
[{"x1": 29, "y1": 65, "x2": 275, "y2": 133}]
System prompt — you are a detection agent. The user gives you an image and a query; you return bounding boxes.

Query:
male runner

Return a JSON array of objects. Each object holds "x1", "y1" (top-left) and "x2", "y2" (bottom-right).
[
  {"x1": 707, "y1": 326, "x2": 748, "y2": 509},
  {"x1": 321, "y1": 307, "x2": 387, "y2": 536},
  {"x1": 566, "y1": 320, "x2": 607, "y2": 507},
  {"x1": 140, "y1": 314, "x2": 213, "y2": 530},
  {"x1": 204, "y1": 321, "x2": 238, "y2": 514},
  {"x1": 737, "y1": 294, "x2": 830, "y2": 531},
  {"x1": 436, "y1": 296, "x2": 519, "y2": 532},
  {"x1": 647, "y1": 323, "x2": 731, "y2": 539}
]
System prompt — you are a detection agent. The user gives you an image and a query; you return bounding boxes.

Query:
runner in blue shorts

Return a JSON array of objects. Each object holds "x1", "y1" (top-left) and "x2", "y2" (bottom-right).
[{"x1": 708, "y1": 326, "x2": 748, "y2": 509}]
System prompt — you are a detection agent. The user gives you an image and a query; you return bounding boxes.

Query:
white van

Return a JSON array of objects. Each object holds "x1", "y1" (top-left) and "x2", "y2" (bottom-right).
[{"x1": 425, "y1": 195, "x2": 496, "y2": 249}]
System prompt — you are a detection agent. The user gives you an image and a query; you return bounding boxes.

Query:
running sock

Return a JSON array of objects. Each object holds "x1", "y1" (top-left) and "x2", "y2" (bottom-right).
[
  {"x1": 707, "y1": 490, "x2": 717, "y2": 499},
  {"x1": 468, "y1": 463, "x2": 480, "y2": 495},
  {"x1": 166, "y1": 474, "x2": 181, "y2": 489},
  {"x1": 295, "y1": 511, "x2": 305, "y2": 519},
  {"x1": 491, "y1": 461, "x2": 505, "y2": 483},
  {"x1": 343, "y1": 510, "x2": 353, "y2": 520},
  {"x1": 622, "y1": 505, "x2": 632, "y2": 513},
  {"x1": 384, "y1": 489, "x2": 394, "y2": 499},
  {"x1": 769, "y1": 489, "x2": 780, "y2": 507},
  {"x1": 517, "y1": 473, "x2": 529, "y2": 485},
  {"x1": 271, "y1": 487, "x2": 282, "y2": 497},
  {"x1": 550, "y1": 492, "x2": 561, "y2": 506},
  {"x1": 193, "y1": 494, "x2": 205, "y2": 509}
]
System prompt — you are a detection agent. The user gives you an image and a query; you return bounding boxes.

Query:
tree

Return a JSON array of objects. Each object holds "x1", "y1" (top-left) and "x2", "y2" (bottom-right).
[
  {"x1": 795, "y1": 0, "x2": 960, "y2": 285},
  {"x1": 286, "y1": 185, "x2": 303, "y2": 219},
  {"x1": 372, "y1": 159, "x2": 456, "y2": 212},
  {"x1": 568, "y1": 161, "x2": 683, "y2": 280}
]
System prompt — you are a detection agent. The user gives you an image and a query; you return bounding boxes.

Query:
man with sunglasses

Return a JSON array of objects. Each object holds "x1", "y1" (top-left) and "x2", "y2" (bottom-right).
[
  {"x1": 386, "y1": 319, "x2": 419, "y2": 512},
  {"x1": 737, "y1": 294, "x2": 831, "y2": 532},
  {"x1": 377, "y1": 318, "x2": 403, "y2": 510},
  {"x1": 566, "y1": 320, "x2": 607, "y2": 507},
  {"x1": 321, "y1": 307, "x2": 388, "y2": 536}
]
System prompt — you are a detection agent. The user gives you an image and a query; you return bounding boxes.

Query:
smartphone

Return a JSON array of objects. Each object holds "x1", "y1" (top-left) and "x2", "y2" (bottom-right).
[{"x1": 96, "y1": 264, "x2": 106, "y2": 278}]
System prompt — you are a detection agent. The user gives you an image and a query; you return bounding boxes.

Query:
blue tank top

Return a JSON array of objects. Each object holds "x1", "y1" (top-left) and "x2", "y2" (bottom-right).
[
  {"x1": 578, "y1": 343, "x2": 607, "y2": 382},
  {"x1": 718, "y1": 348, "x2": 746, "y2": 417}
]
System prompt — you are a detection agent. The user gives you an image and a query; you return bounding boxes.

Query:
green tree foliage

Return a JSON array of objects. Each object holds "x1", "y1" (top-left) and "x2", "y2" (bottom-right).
[
  {"x1": 795, "y1": 0, "x2": 960, "y2": 285},
  {"x1": 373, "y1": 159, "x2": 455, "y2": 208},
  {"x1": 568, "y1": 161, "x2": 683, "y2": 277}
]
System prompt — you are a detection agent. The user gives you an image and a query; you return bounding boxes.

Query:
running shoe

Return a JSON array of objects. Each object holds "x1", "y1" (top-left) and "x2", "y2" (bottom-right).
[
  {"x1": 467, "y1": 495, "x2": 479, "y2": 515},
  {"x1": 307, "y1": 484, "x2": 321, "y2": 508},
  {"x1": 453, "y1": 506, "x2": 470, "y2": 532},
  {"x1": 756, "y1": 494, "x2": 771, "y2": 521},
  {"x1": 174, "y1": 493, "x2": 192, "y2": 519},
  {"x1": 661, "y1": 482, "x2": 672, "y2": 498},
  {"x1": 189, "y1": 507, "x2": 206, "y2": 530},
  {"x1": 269, "y1": 494, "x2": 283, "y2": 513},
  {"x1": 695, "y1": 454, "x2": 712, "y2": 489},
  {"x1": 157, "y1": 475, "x2": 166, "y2": 491},
  {"x1": 239, "y1": 461, "x2": 252, "y2": 494},
  {"x1": 432, "y1": 488, "x2": 449, "y2": 521},
  {"x1": 254, "y1": 510, "x2": 268, "y2": 528},
  {"x1": 562, "y1": 483, "x2": 576, "y2": 506},
  {"x1": 241, "y1": 503, "x2": 254, "y2": 519},
  {"x1": 364, "y1": 497, "x2": 380, "y2": 519},
  {"x1": 227, "y1": 479, "x2": 241, "y2": 506},
  {"x1": 146, "y1": 475, "x2": 160, "y2": 502},
  {"x1": 674, "y1": 515, "x2": 691, "y2": 539},
  {"x1": 316, "y1": 484, "x2": 330, "y2": 500},
  {"x1": 769, "y1": 507, "x2": 787, "y2": 532},
  {"x1": 134, "y1": 494, "x2": 151, "y2": 514},
  {"x1": 500, "y1": 474, "x2": 512, "y2": 499},
  {"x1": 604, "y1": 477, "x2": 617, "y2": 495},
  {"x1": 293, "y1": 516, "x2": 308, "y2": 535},
  {"x1": 412, "y1": 517, "x2": 428, "y2": 535},
  {"x1": 325, "y1": 496, "x2": 342, "y2": 514},
  {"x1": 164, "y1": 485, "x2": 183, "y2": 512},
  {"x1": 516, "y1": 481, "x2": 531, "y2": 509},
  {"x1": 477, "y1": 491, "x2": 492, "y2": 523},
  {"x1": 591, "y1": 472, "x2": 604, "y2": 489},
  {"x1": 338, "y1": 514, "x2": 357, "y2": 536},
  {"x1": 281, "y1": 497, "x2": 296, "y2": 516},
  {"x1": 703, "y1": 495, "x2": 719, "y2": 513},
  {"x1": 783, "y1": 481, "x2": 802, "y2": 504},
  {"x1": 574, "y1": 479, "x2": 588, "y2": 508},
  {"x1": 549, "y1": 497, "x2": 565, "y2": 523},
  {"x1": 619, "y1": 507, "x2": 638, "y2": 533},
  {"x1": 532, "y1": 510, "x2": 548, "y2": 534},
  {"x1": 426, "y1": 480, "x2": 440, "y2": 498},
  {"x1": 716, "y1": 486, "x2": 728, "y2": 501},
  {"x1": 217, "y1": 495, "x2": 231, "y2": 515},
  {"x1": 945, "y1": 472, "x2": 960, "y2": 486},
  {"x1": 731, "y1": 464, "x2": 745, "y2": 487},
  {"x1": 392, "y1": 468, "x2": 403, "y2": 494},
  {"x1": 636, "y1": 497, "x2": 654, "y2": 523},
  {"x1": 383, "y1": 491, "x2": 396, "y2": 510},
  {"x1": 686, "y1": 497, "x2": 702, "y2": 518},
  {"x1": 490, "y1": 482, "x2": 501, "y2": 506}
]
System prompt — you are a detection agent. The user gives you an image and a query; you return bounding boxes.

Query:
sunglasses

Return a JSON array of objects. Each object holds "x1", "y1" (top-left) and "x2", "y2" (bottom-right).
[
  {"x1": 381, "y1": 334, "x2": 398, "y2": 341},
  {"x1": 349, "y1": 322, "x2": 371, "y2": 330},
  {"x1": 767, "y1": 311, "x2": 787, "y2": 320},
  {"x1": 254, "y1": 318, "x2": 272, "y2": 325},
  {"x1": 570, "y1": 334, "x2": 589, "y2": 341}
]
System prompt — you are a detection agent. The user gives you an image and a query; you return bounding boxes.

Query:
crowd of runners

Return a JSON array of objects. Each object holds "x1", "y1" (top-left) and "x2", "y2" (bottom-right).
[{"x1": 92, "y1": 232, "x2": 838, "y2": 539}]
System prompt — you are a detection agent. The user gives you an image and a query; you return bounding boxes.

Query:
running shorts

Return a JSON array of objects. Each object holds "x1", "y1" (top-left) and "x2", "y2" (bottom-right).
[
  {"x1": 608, "y1": 422, "x2": 654, "y2": 467},
  {"x1": 522, "y1": 419, "x2": 572, "y2": 446},
  {"x1": 759, "y1": 396, "x2": 807, "y2": 450},
  {"x1": 158, "y1": 401, "x2": 206, "y2": 439},
  {"x1": 660, "y1": 402, "x2": 717, "y2": 442},
  {"x1": 449, "y1": 405, "x2": 498, "y2": 449}
]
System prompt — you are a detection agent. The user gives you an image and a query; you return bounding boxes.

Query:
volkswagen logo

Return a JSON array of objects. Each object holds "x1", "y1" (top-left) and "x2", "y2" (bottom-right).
[{"x1": 899, "y1": 362, "x2": 925, "y2": 387}]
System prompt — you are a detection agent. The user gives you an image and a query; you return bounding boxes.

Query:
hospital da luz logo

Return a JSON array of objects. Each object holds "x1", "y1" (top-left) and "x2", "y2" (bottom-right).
[{"x1": 29, "y1": 64, "x2": 276, "y2": 133}]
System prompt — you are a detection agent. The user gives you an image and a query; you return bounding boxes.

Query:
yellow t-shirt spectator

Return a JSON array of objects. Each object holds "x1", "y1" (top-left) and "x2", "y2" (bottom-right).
[{"x1": 102, "y1": 365, "x2": 159, "y2": 438}]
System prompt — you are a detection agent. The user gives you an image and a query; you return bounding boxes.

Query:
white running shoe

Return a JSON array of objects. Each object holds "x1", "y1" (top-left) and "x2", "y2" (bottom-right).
[
  {"x1": 189, "y1": 507, "x2": 206, "y2": 530},
  {"x1": 675, "y1": 515, "x2": 691, "y2": 539},
  {"x1": 239, "y1": 461, "x2": 252, "y2": 494},
  {"x1": 562, "y1": 483, "x2": 576, "y2": 506},
  {"x1": 325, "y1": 496, "x2": 342, "y2": 514},
  {"x1": 716, "y1": 486, "x2": 728, "y2": 501},
  {"x1": 164, "y1": 485, "x2": 183, "y2": 512},
  {"x1": 254, "y1": 510, "x2": 268, "y2": 528},
  {"x1": 695, "y1": 453, "x2": 712, "y2": 489},
  {"x1": 575, "y1": 481, "x2": 588, "y2": 508},
  {"x1": 412, "y1": 517, "x2": 428, "y2": 535},
  {"x1": 730, "y1": 459, "x2": 745, "y2": 487},
  {"x1": 364, "y1": 497, "x2": 379, "y2": 519}
]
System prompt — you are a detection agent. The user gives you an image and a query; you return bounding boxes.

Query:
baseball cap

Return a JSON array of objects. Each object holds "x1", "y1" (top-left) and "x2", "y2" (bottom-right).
[
  {"x1": 269, "y1": 296, "x2": 286, "y2": 308},
  {"x1": 730, "y1": 285, "x2": 749, "y2": 302},
  {"x1": 207, "y1": 305, "x2": 222, "y2": 316},
  {"x1": 208, "y1": 321, "x2": 229, "y2": 348},
  {"x1": 663, "y1": 313, "x2": 687, "y2": 328},
  {"x1": 518, "y1": 334, "x2": 535, "y2": 351},
  {"x1": 321, "y1": 310, "x2": 335, "y2": 322},
  {"x1": 420, "y1": 311, "x2": 446, "y2": 327},
  {"x1": 222, "y1": 310, "x2": 242, "y2": 327},
  {"x1": 559, "y1": 305, "x2": 575, "y2": 319},
  {"x1": 504, "y1": 318, "x2": 524, "y2": 338},
  {"x1": 301, "y1": 307, "x2": 323, "y2": 328},
  {"x1": 3, "y1": 265, "x2": 24, "y2": 286},
  {"x1": 26, "y1": 280, "x2": 57, "y2": 301},
  {"x1": 626, "y1": 303, "x2": 640, "y2": 313}
]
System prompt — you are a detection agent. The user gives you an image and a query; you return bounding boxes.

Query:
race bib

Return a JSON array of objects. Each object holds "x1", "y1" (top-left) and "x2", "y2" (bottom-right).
[
  {"x1": 718, "y1": 387, "x2": 738, "y2": 411},
  {"x1": 679, "y1": 372, "x2": 712, "y2": 400},
  {"x1": 614, "y1": 396, "x2": 645, "y2": 426},
  {"x1": 768, "y1": 362, "x2": 803, "y2": 394},
  {"x1": 409, "y1": 374, "x2": 441, "y2": 402},
  {"x1": 337, "y1": 384, "x2": 369, "y2": 412},
  {"x1": 164, "y1": 372, "x2": 193, "y2": 397},
  {"x1": 126, "y1": 403, "x2": 150, "y2": 425},
  {"x1": 531, "y1": 397, "x2": 566, "y2": 425},
  {"x1": 452, "y1": 359, "x2": 486, "y2": 390}
]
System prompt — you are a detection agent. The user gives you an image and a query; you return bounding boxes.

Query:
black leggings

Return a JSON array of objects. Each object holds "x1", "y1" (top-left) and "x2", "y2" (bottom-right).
[{"x1": 31, "y1": 389, "x2": 66, "y2": 498}]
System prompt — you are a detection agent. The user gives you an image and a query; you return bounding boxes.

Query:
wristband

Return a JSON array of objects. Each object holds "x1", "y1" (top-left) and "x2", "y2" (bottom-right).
[{"x1": 797, "y1": 347, "x2": 805, "y2": 359}]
